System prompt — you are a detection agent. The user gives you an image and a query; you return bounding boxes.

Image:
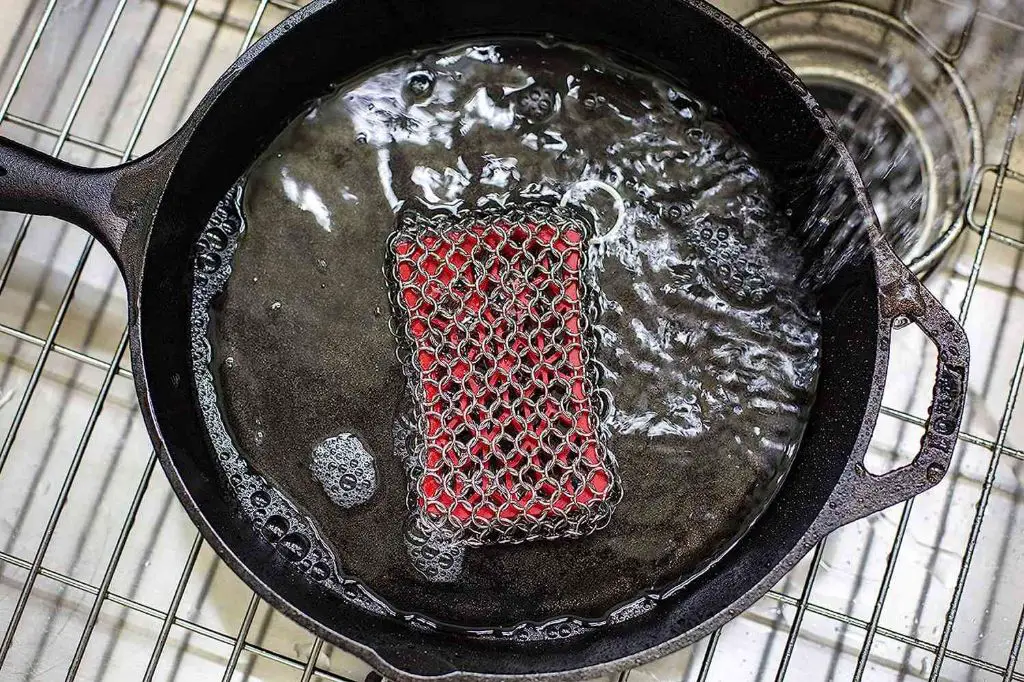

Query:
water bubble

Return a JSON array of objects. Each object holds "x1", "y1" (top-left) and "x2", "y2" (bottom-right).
[
  {"x1": 667, "y1": 88, "x2": 704, "y2": 123},
  {"x1": 196, "y1": 252, "x2": 221, "y2": 273},
  {"x1": 516, "y1": 84, "x2": 557, "y2": 122},
  {"x1": 278, "y1": 532, "x2": 311, "y2": 561},
  {"x1": 205, "y1": 228, "x2": 228, "y2": 251},
  {"x1": 224, "y1": 356, "x2": 235, "y2": 369},
  {"x1": 309, "y1": 562, "x2": 331, "y2": 582},
  {"x1": 250, "y1": 490, "x2": 271, "y2": 508},
  {"x1": 661, "y1": 200, "x2": 695, "y2": 225},
  {"x1": 926, "y1": 462, "x2": 946, "y2": 484},
  {"x1": 405, "y1": 521, "x2": 464, "y2": 583},
  {"x1": 270, "y1": 301, "x2": 282, "y2": 311},
  {"x1": 406, "y1": 70, "x2": 435, "y2": 99},
  {"x1": 262, "y1": 515, "x2": 289, "y2": 543}
]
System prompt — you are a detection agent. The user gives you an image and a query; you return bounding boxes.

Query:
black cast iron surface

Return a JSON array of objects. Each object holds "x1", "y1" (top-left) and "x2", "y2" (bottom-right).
[{"x1": 0, "y1": 0, "x2": 969, "y2": 679}]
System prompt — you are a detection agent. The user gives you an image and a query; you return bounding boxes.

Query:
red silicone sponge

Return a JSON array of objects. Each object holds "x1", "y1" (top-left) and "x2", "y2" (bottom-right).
[{"x1": 390, "y1": 204, "x2": 618, "y2": 545}]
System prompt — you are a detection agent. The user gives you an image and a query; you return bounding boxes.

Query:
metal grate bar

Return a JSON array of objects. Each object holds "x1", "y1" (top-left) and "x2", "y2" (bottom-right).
[
  {"x1": 762, "y1": 589, "x2": 1024, "y2": 681},
  {"x1": 0, "y1": 0, "x2": 134, "y2": 477},
  {"x1": 850, "y1": 496, "x2": 916, "y2": 681},
  {"x1": 0, "y1": 326, "x2": 129, "y2": 665},
  {"x1": 0, "y1": 433, "x2": 998, "y2": 678},
  {"x1": 142, "y1": 532, "x2": 203, "y2": 682},
  {"x1": 0, "y1": 539, "x2": 357, "y2": 682},
  {"x1": 0, "y1": 236, "x2": 95, "y2": 475},
  {"x1": 0, "y1": 320, "x2": 133, "y2": 379},
  {"x1": 239, "y1": 0, "x2": 272, "y2": 58},
  {"x1": 964, "y1": 222, "x2": 1024, "y2": 252},
  {"x1": 64, "y1": 451, "x2": 159, "y2": 681},
  {"x1": 122, "y1": 0, "x2": 199, "y2": 162},
  {"x1": 927, "y1": 75, "x2": 1024, "y2": 682},
  {"x1": 842, "y1": 226, "x2": 986, "y2": 681},
  {"x1": 0, "y1": 0, "x2": 61, "y2": 121},
  {"x1": 954, "y1": 78, "x2": 1024, "y2": 324},
  {"x1": 0, "y1": 0, "x2": 129, "y2": 294},
  {"x1": 898, "y1": 0, "x2": 979, "y2": 61},
  {"x1": 3, "y1": 113, "x2": 126, "y2": 159},
  {"x1": 878, "y1": 405, "x2": 1024, "y2": 462},
  {"x1": 219, "y1": 593, "x2": 260, "y2": 682},
  {"x1": 0, "y1": 1, "x2": 208, "y2": 676},
  {"x1": 694, "y1": 629, "x2": 722, "y2": 682},
  {"x1": 771, "y1": 543, "x2": 825, "y2": 681},
  {"x1": 1004, "y1": 607, "x2": 1024, "y2": 682},
  {"x1": 300, "y1": 637, "x2": 325, "y2": 682}
]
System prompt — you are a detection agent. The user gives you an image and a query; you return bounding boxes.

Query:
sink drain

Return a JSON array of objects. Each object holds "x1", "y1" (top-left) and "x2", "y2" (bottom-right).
[
  {"x1": 743, "y1": 2, "x2": 982, "y2": 274},
  {"x1": 808, "y1": 81, "x2": 927, "y2": 261}
]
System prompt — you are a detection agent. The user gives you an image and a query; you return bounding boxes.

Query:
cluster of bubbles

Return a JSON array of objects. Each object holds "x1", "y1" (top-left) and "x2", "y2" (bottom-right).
[{"x1": 310, "y1": 433, "x2": 378, "y2": 509}]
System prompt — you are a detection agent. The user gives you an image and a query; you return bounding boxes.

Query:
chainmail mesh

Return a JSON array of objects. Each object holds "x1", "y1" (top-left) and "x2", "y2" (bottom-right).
[{"x1": 388, "y1": 202, "x2": 621, "y2": 547}]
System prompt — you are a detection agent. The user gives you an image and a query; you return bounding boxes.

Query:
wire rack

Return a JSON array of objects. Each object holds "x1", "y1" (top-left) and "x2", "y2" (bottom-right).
[{"x1": 0, "y1": 0, "x2": 1020, "y2": 680}]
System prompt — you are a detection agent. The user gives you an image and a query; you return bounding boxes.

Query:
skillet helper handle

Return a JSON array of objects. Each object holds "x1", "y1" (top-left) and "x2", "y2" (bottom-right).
[
  {"x1": 833, "y1": 246, "x2": 970, "y2": 526},
  {"x1": 0, "y1": 136, "x2": 131, "y2": 261}
]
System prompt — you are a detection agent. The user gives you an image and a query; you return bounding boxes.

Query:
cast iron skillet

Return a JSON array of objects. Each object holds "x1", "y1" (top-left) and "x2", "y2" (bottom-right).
[{"x1": 0, "y1": 0, "x2": 969, "y2": 679}]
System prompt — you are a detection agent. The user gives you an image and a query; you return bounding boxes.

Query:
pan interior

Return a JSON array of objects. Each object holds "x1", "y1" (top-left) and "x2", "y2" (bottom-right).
[{"x1": 188, "y1": 39, "x2": 821, "y2": 634}]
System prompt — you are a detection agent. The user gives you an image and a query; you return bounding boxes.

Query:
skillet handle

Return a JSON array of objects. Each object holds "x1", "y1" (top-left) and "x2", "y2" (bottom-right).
[
  {"x1": 830, "y1": 245, "x2": 970, "y2": 527},
  {"x1": 0, "y1": 136, "x2": 158, "y2": 272}
]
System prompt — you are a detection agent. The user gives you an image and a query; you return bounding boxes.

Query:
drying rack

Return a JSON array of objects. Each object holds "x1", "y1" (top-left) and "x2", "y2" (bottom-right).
[{"x1": 0, "y1": 0, "x2": 1019, "y2": 680}]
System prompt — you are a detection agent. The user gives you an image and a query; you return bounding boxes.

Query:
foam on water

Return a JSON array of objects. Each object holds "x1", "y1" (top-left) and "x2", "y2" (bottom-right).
[{"x1": 311, "y1": 433, "x2": 378, "y2": 509}]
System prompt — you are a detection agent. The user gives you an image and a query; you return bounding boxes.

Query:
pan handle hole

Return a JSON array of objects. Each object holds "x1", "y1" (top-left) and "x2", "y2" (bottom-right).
[
  {"x1": 0, "y1": 166, "x2": 8, "y2": 177},
  {"x1": 866, "y1": 320, "x2": 934, "y2": 476}
]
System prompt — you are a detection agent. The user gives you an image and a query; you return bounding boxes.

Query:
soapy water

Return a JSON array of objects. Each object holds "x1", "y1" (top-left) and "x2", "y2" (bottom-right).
[
  {"x1": 191, "y1": 40, "x2": 820, "y2": 633},
  {"x1": 311, "y1": 433, "x2": 378, "y2": 509}
]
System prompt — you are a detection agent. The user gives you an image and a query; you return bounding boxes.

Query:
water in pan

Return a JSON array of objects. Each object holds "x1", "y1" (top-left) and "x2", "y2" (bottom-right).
[{"x1": 190, "y1": 40, "x2": 821, "y2": 635}]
